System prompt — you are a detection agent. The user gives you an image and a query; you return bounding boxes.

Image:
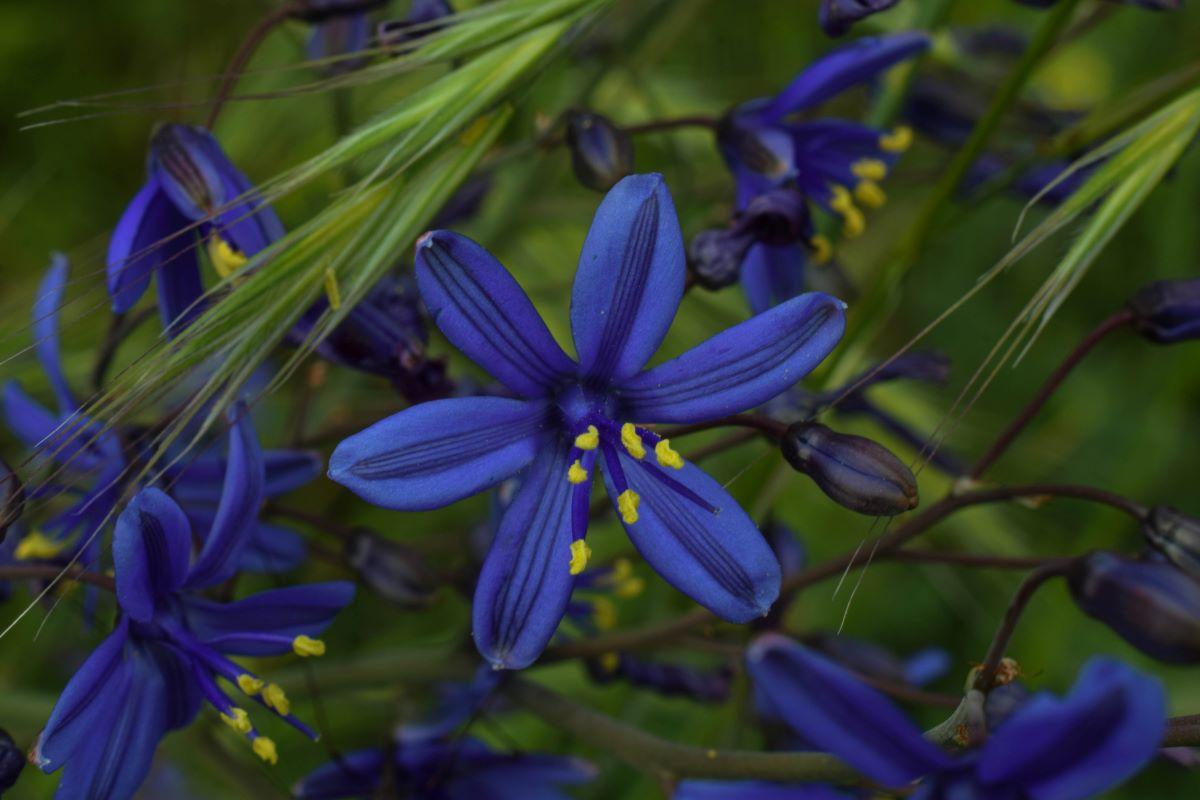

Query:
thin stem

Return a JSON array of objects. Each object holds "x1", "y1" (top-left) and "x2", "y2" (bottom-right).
[
  {"x1": 659, "y1": 413, "x2": 788, "y2": 442},
  {"x1": 888, "y1": 549, "x2": 1065, "y2": 571},
  {"x1": 505, "y1": 677, "x2": 859, "y2": 785},
  {"x1": 1165, "y1": 715, "x2": 1200, "y2": 748},
  {"x1": 0, "y1": 565, "x2": 116, "y2": 592},
  {"x1": 969, "y1": 308, "x2": 1134, "y2": 479},
  {"x1": 974, "y1": 559, "x2": 1074, "y2": 691},
  {"x1": 205, "y1": 2, "x2": 303, "y2": 128},
  {"x1": 622, "y1": 115, "x2": 718, "y2": 136}
]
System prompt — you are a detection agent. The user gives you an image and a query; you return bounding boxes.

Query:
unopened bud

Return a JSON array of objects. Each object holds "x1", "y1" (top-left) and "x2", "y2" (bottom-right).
[
  {"x1": 687, "y1": 228, "x2": 754, "y2": 290},
  {"x1": 566, "y1": 112, "x2": 634, "y2": 192},
  {"x1": 0, "y1": 728, "x2": 21, "y2": 793},
  {"x1": 344, "y1": 530, "x2": 437, "y2": 607},
  {"x1": 819, "y1": 0, "x2": 901, "y2": 38},
  {"x1": 1068, "y1": 551, "x2": 1200, "y2": 664},
  {"x1": 1141, "y1": 506, "x2": 1200, "y2": 580},
  {"x1": 1127, "y1": 278, "x2": 1200, "y2": 344},
  {"x1": 737, "y1": 189, "x2": 812, "y2": 246},
  {"x1": 781, "y1": 422, "x2": 918, "y2": 516}
]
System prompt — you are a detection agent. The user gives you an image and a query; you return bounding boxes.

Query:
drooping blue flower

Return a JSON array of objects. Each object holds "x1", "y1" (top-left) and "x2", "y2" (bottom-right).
[
  {"x1": 34, "y1": 479, "x2": 355, "y2": 799},
  {"x1": 329, "y1": 174, "x2": 846, "y2": 668},
  {"x1": 747, "y1": 634, "x2": 1167, "y2": 799},
  {"x1": 717, "y1": 33, "x2": 929, "y2": 314},
  {"x1": 106, "y1": 124, "x2": 284, "y2": 332}
]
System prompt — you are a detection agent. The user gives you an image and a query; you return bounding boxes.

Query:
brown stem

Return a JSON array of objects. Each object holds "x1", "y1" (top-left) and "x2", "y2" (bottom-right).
[
  {"x1": 206, "y1": 2, "x2": 304, "y2": 128},
  {"x1": 888, "y1": 549, "x2": 1066, "y2": 571},
  {"x1": 974, "y1": 559, "x2": 1074, "y2": 691},
  {"x1": 622, "y1": 115, "x2": 718, "y2": 136},
  {"x1": 969, "y1": 309, "x2": 1134, "y2": 479},
  {"x1": 659, "y1": 413, "x2": 788, "y2": 442},
  {"x1": 0, "y1": 565, "x2": 116, "y2": 592}
]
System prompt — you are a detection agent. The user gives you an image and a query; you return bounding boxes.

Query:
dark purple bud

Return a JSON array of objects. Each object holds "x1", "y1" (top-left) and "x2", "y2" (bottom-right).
[
  {"x1": 0, "y1": 729, "x2": 21, "y2": 793},
  {"x1": 781, "y1": 422, "x2": 919, "y2": 516},
  {"x1": 378, "y1": 0, "x2": 454, "y2": 49},
  {"x1": 1068, "y1": 551, "x2": 1200, "y2": 664},
  {"x1": 1127, "y1": 278, "x2": 1200, "y2": 344},
  {"x1": 819, "y1": 0, "x2": 902, "y2": 37},
  {"x1": 0, "y1": 457, "x2": 22, "y2": 543},
  {"x1": 983, "y1": 682, "x2": 1032, "y2": 731},
  {"x1": 148, "y1": 124, "x2": 226, "y2": 218},
  {"x1": 344, "y1": 529, "x2": 437, "y2": 607},
  {"x1": 586, "y1": 654, "x2": 733, "y2": 702},
  {"x1": 1141, "y1": 506, "x2": 1200, "y2": 580},
  {"x1": 736, "y1": 189, "x2": 812, "y2": 246},
  {"x1": 687, "y1": 228, "x2": 755, "y2": 290},
  {"x1": 566, "y1": 111, "x2": 634, "y2": 193},
  {"x1": 716, "y1": 112, "x2": 793, "y2": 180}
]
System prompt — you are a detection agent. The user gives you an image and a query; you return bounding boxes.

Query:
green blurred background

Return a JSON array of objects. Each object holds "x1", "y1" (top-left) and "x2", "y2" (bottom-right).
[{"x1": 1, "y1": 0, "x2": 1199, "y2": 797}]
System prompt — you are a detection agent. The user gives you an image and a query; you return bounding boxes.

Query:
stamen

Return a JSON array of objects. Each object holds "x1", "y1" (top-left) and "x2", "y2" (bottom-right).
[
  {"x1": 567, "y1": 460, "x2": 589, "y2": 484},
  {"x1": 851, "y1": 158, "x2": 888, "y2": 181},
  {"x1": 854, "y1": 181, "x2": 887, "y2": 209},
  {"x1": 221, "y1": 708, "x2": 252, "y2": 734},
  {"x1": 611, "y1": 559, "x2": 646, "y2": 599},
  {"x1": 574, "y1": 425, "x2": 600, "y2": 451},
  {"x1": 14, "y1": 532, "x2": 65, "y2": 561},
  {"x1": 809, "y1": 234, "x2": 833, "y2": 265},
  {"x1": 618, "y1": 490, "x2": 641, "y2": 524},
  {"x1": 251, "y1": 736, "x2": 279, "y2": 765},
  {"x1": 654, "y1": 439, "x2": 683, "y2": 470},
  {"x1": 262, "y1": 684, "x2": 290, "y2": 716},
  {"x1": 599, "y1": 652, "x2": 620, "y2": 672},
  {"x1": 879, "y1": 125, "x2": 913, "y2": 153},
  {"x1": 208, "y1": 236, "x2": 247, "y2": 279},
  {"x1": 591, "y1": 596, "x2": 618, "y2": 631},
  {"x1": 620, "y1": 423, "x2": 646, "y2": 459},
  {"x1": 569, "y1": 539, "x2": 592, "y2": 575},
  {"x1": 828, "y1": 186, "x2": 866, "y2": 238},
  {"x1": 237, "y1": 674, "x2": 264, "y2": 696},
  {"x1": 323, "y1": 268, "x2": 341, "y2": 310},
  {"x1": 292, "y1": 635, "x2": 326, "y2": 658}
]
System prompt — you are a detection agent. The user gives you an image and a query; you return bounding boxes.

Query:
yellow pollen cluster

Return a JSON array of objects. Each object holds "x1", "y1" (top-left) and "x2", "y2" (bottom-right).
[
  {"x1": 252, "y1": 736, "x2": 279, "y2": 765},
  {"x1": 574, "y1": 425, "x2": 599, "y2": 451},
  {"x1": 15, "y1": 532, "x2": 65, "y2": 561},
  {"x1": 879, "y1": 125, "x2": 913, "y2": 153},
  {"x1": 207, "y1": 236, "x2": 248, "y2": 279},
  {"x1": 809, "y1": 234, "x2": 833, "y2": 265},
  {"x1": 323, "y1": 268, "x2": 342, "y2": 311},
  {"x1": 851, "y1": 158, "x2": 888, "y2": 182},
  {"x1": 617, "y1": 489, "x2": 640, "y2": 524},
  {"x1": 592, "y1": 596, "x2": 618, "y2": 631},
  {"x1": 262, "y1": 683, "x2": 290, "y2": 716},
  {"x1": 599, "y1": 652, "x2": 620, "y2": 672},
  {"x1": 567, "y1": 460, "x2": 589, "y2": 484},
  {"x1": 828, "y1": 185, "x2": 865, "y2": 238},
  {"x1": 854, "y1": 181, "x2": 887, "y2": 210},
  {"x1": 237, "y1": 674, "x2": 264, "y2": 696},
  {"x1": 568, "y1": 539, "x2": 592, "y2": 575},
  {"x1": 620, "y1": 423, "x2": 646, "y2": 459},
  {"x1": 221, "y1": 707, "x2": 252, "y2": 735},
  {"x1": 292, "y1": 635, "x2": 326, "y2": 658},
  {"x1": 610, "y1": 558, "x2": 645, "y2": 599},
  {"x1": 654, "y1": 439, "x2": 683, "y2": 470}
]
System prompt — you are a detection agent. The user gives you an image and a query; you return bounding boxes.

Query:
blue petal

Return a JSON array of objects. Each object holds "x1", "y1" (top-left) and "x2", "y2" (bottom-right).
[
  {"x1": 172, "y1": 447, "x2": 321, "y2": 504},
  {"x1": 675, "y1": 781, "x2": 854, "y2": 800},
  {"x1": 415, "y1": 230, "x2": 575, "y2": 397},
  {"x1": 155, "y1": 247, "x2": 205, "y2": 335},
  {"x1": 759, "y1": 32, "x2": 931, "y2": 122},
  {"x1": 570, "y1": 174, "x2": 686, "y2": 383},
  {"x1": 444, "y1": 748, "x2": 596, "y2": 799},
  {"x1": 205, "y1": 138, "x2": 286, "y2": 257},
  {"x1": 329, "y1": 397, "x2": 547, "y2": 511},
  {"x1": 473, "y1": 442, "x2": 577, "y2": 669},
  {"x1": 606, "y1": 454, "x2": 780, "y2": 622},
  {"x1": 977, "y1": 657, "x2": 1166, "y2": 800},
  {"x1": 33, "y1": 255, "x2": 75, "y2": 413},
  {"x1": 262, "y1": 449, "x2": 324, "y2": 496},
  {"x1": 184, "y1": 508, "x2": 308, "y2": 573},
  {"x1": 184, "y1": 581, "x2": 355, "y2": 656},
  {"x1": 294, "y1": 748, "x2": 386, "y2": 799},
  {"x1": 746, "y1": 634, "x2": 953, "y2": 787},
  {"x1": 618, "y1": 292, "x2": 845, "y2": 424},
  {"x1": 183, "y1": 411, "x2": 265, "y2": 588},
  {"x1": 741, "y1": 243, "x2": 806, "y2": 316},
  {"x1": 106, "y1": 180, "x2": 164, "y2": 313},
  {"x1": 113, "y1": 488, "x2": 193, "y2": 622},
  {"x1": 1, "y1": 382, "x2": 120, "y2": 475}
]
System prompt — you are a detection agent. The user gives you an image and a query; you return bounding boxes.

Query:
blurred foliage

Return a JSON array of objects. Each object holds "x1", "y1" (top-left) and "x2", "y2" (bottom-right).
[{"x1": 2, "y1": 0, "x2": 1200, "y2": 797}]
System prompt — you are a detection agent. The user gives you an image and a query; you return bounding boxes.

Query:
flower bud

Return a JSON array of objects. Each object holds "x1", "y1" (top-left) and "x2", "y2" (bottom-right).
[
  {"x1": 1127, "y1": 278, "x2": 1200, "y2": 344},
  {"x1": 687, "y1": 228, "x2": 754, "y2": 290},
  {"x1": 566, "y1": 112, "x2": 634, "y2": 192},
  {"x1": 0, "y1": 728, "x2": 21, "y2": 793},
  {"x1": 1141, "y1": 506, "x2": 1200, "y2": 580},
  {"x1": 781, "y1": 422, "x2": 918, "y2": 516},
  {"x1": 344, "y1": 530, "x2": 437, "y2": 607},
  {"x1": 1068, "y1": 551, "x2": 1200, "y2": 664},
  {"x1": 737, "y1": 189, "x2": 812, "y2": 246},
  {"x1": 819, "y1": 0, "x2": 901, "y2": 38}
]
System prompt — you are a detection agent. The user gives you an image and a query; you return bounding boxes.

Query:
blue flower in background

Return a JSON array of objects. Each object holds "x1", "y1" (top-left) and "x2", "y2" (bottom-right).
[
  {"x1": 305, "y1": 0, "x2": 382, "y2": 74},
  {"x1": 329, "y1": 174, "x2": 846, "y2": 668},
  {"x1": 717, "y1": 33, "x2": 929, "y2": 314},
  {"x1": 34, "y1": 475, "x2": 354, "y2": 798},
  {"x1": 107, "y1": 123, "x2": 284, "y2": 332},
  {"x1": 675, "y1": 780, "x2": 853, "y2": 799},
  {"x1": 746, "y1": 634, "x2": 1166, "y2": 799},
  {"x1": 820, "y1": 0, "x2": 902, "y2": 38}
]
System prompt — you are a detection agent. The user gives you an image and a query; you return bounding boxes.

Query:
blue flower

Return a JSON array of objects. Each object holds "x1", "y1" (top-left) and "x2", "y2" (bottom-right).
[
  {"x1": 329, "y1": 174, "x2": 846, "y2": 668},
  {"x1": 717, "y1": 33, "x2": 929, "y2": 314},
  {"x1": 378, "y1": 0, "x2": 455, "y2": 50},
  {"x1": 675, "y1": 780, "x2": 853, "y2": 799},
  {"x1": 305, "y1": 0, "x2": 382, "y2": 75},
  {"x1": 106, "y1": 123, "x2": 284, "y2": 332},
  {"x1": 34, "y1": 480, "x2": 355, "y2": 799},
  {"x1": 746, "y1": 634, "x2": 1166, "y2": 799},
  {"x1": 820, "y1": 0, "x2": 902, "y2": 38}
]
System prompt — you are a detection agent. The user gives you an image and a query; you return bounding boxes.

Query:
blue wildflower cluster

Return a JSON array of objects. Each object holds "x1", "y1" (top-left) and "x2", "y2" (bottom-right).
[{"x1": 1, "y1": 1, "x2": 1198, "y2": 798}]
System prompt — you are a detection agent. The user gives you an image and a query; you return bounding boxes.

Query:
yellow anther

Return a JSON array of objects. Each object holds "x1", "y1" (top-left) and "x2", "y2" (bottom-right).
[
  {"x1": 616, "y1": 574, "x2": 645, "y2": 599},
  {"x1": 829, "y1": 185, "x2": 855, "y2": 214},
  {"x1": 599, "y1": 652, "x2": 620, "y2": 673},
  {"x1": 574, "y1": 425, "x2": 599, "y2": 451},
  {"x1": 252, "y1": 736, "x2": 278, "y2": 765},
  {"x1": 14, "y1": 532, "x2": 65, "y2": 561},
  {"x1": 851, "y1": 158, "x2": 888, "y2": 181},
  {"x1": 620, "y1": 423, "x2": 646, "y2": 459},
  {"x1": 841, "y1": 207, "x2": 866, "y2": 239},
  {"x1": 854, "y1": 181, "x2": 887, "y2": 210},
  {"x1": 237, "y1": 674, "x2": 264, "y2": 696},
  {"x1": 617, "y1": 490, "x2": 640, "y2": 525},
  {"x1": 292, "y1": 635, "x2": 326, "y2": 658},
  {"x1": 207, "y1": 236, "x2": 248, "y2": 279},
  {"x1": 809, "y1": 234, "x2": 833, "y2": 265},
  {"x1": 879, "y1": 125, "x2": 913, "y2": 153},
  {"x1": 262, "y1": 684, "x2": 290, "y2": 716},
  {"x1": 221, "y1": 708, "x2": 252, "y2": 735},
  {"x1": 592, "y1": 596, "x2": 618, "y2": 631},
  {"x1": 567, "y1": 460, "x2": 589, "y2": 484},
  {"x1": 459, "y1": 114, "x2": 492, "y2": 146},
  {"x1": 654, "y1": 439, "x2": 683, "y2": 470},
  {"x1": 323, "y1": 268, "x2": 341, "y2": 311},
  {"x1": 568, "y1": 540, "x2": 592, "y2": 576}
]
